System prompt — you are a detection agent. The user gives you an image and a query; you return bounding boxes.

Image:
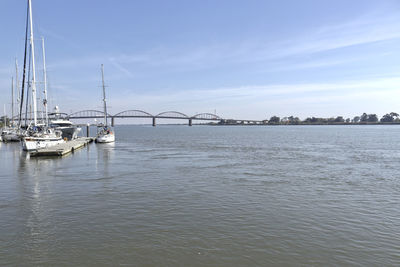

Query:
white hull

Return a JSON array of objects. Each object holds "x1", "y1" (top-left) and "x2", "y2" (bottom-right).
[
  {"x1": 2, "y1": 133, "x2": 20, "y2": 142},
  {"x1": 22, "y1": 137, "x2": 65, "y2": 151},
  {"x1": 1, "y1": 129, "x2": 21, "y2": 142},
  {"x1": 96, "y1": 133, "x2": 115, "y2": 143}
]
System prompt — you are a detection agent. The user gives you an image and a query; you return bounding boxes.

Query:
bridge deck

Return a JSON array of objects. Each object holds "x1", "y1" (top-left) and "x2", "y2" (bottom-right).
[{"x1": 30, "y1": 137, "x2": 94, "y2": 157}]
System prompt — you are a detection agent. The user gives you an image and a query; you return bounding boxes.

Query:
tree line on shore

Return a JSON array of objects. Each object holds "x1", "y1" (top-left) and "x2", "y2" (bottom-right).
[{"x1": 266, "y1": 112, "x2": 400, "y2": 125}]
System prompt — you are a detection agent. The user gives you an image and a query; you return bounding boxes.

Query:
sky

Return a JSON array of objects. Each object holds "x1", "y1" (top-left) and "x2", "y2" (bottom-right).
[{"x1": 1, "y1": 0, "x2": 400, "y2": 121}]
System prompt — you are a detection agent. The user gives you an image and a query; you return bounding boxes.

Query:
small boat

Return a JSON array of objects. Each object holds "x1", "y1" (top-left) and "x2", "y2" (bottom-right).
[
  {"x1": 95, "y1": 64, "x2": 115, "y2": 143},
  {"x1": 96, "y1": 125, "x2": 115, "y2": 143}
]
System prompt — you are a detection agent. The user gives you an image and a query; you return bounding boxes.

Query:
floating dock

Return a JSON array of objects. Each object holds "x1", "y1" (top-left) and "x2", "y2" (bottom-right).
[{"x1": 29, "y1": 137, "x2": 95, "y2": 157}]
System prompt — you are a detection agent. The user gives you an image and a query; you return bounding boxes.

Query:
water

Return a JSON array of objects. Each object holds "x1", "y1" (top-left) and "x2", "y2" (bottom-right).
[{"x1": 1, "y1": 125, "x2": 399, "y2": 266}]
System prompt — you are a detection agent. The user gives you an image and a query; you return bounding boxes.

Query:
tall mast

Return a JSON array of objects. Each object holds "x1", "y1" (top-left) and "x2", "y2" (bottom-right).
[
  {"x1": 25, "y1": 46, "x2": 32, "y2": 127},
  {"x1": 11, "y1": 77, "x2": 14, "y2": 125},
  {"x1": 18, "y1": 0, "x2": 30, "y2": 129},
  {"x1": 15, "y1": 59, "x2": 20, "y2": 124},
  {"x1": 101, "y1": 64, "x2": 108, "y2": 126},
  {"x1": 28, "y1": 0, "x2": 37, "y2": 126},
  {"x1": 42, "y1": 37, "x2": 48, "y2": 126},
  {"x1": 3, "y1": 104, "x2": 6, "y2": 127}
]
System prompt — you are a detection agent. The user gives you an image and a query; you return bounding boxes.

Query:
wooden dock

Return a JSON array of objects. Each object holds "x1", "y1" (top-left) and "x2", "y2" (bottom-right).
[{"x1": 29, "y1": 137, "x2": 95, "y2": 157}]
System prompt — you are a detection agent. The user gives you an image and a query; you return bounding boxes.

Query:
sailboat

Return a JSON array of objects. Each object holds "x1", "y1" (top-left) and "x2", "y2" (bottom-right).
[
  {"x1": 21, "y1": 0, "x2": 65, "y2": 151},
  {"x1": 95, "y1": 64, "x2": 115, "y2": 143}
]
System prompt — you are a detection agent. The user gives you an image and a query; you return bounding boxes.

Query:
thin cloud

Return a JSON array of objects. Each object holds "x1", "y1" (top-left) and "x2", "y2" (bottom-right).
[
  {"x1": 48, "y1": 75, "x2": 400, "y2": 120},
  {"x1": 108, "y1": 57, "x2": 135, "y2": 78},
  {"x1": 108, "y1": 75, "x2": 400, "y2": 114},
  {"x1": 38, "y1": 27, "x2": 82, "y2": 50},
  {"x1": 39, "y1": 8, "x2": 400, "y2": 77},
  {"x1": 47, "y1": 55, "x2": 102, "y2": 69},
  {"x1": 105, "y1": 10, "x2": 400, "y2": 71}
]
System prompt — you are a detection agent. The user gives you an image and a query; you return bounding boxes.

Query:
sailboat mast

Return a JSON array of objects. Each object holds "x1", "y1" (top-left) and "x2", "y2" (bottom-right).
[
  {"x1": 25, "y1": 47, "x2": 32, "y2": 127},
  {"x1": 15, "y1": 59, "x2": 20, "y2": 124},
  {"x1": 101, "y1": 64, "x2": 108, "y2": 126},
  {"x1": 11, "y1": 77, "x2": 14, "y2": 125},
  {"x1": 3, "y1": 104, "x2": 6, "y2": 127},
  {"x1": 18, "y1": 0, "x2": 30, "y2": 129},
  {"x1": 42, "y1": 37, "x2": 49, "y2": 126},
  {"x1": 28, "y1": 0, "x2": 37, "y2": 126}
]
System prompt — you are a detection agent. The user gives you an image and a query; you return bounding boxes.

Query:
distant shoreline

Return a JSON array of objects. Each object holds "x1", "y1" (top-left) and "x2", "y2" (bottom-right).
[
  {"x1": 205, "y1": 122, "x2": 400, "y2": 126},
  {"x1": 106, "y1": 122, "x2": 400, "y2": 126}
]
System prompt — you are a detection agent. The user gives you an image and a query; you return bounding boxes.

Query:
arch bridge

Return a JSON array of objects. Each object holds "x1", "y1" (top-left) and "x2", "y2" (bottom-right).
[{"x1": 66, "y1": 109, "x2": 223, "y2": 126}]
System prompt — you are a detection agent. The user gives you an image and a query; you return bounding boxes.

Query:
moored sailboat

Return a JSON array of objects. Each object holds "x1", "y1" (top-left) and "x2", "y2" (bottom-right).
[
  {"x1": 22, "y1": 126, "x2": 64, "y2": 151},
  {"x1": 95, "y1": 64, "x2": 115, "y2": 143},
  {"x1": 21, "y1": 0, "x2": 65, "y2": 151}
]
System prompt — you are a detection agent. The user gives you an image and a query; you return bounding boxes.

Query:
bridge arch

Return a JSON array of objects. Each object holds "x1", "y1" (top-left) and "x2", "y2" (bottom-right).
[
  {"x1": 67, "y1": 110, "x2": 112, "y2": 119},
  {"x1": 156, "y1": 111, "x2": 189, "y2": 119},
  {"x1": 11, "y1": 111, "x2": 44, "y2": 121},
  {"x1": 113, "y1": 110, "x2": 153, "y2": 118},
  {"x1": 192, "y1": 113, "x2": 221, "y2": 120}
]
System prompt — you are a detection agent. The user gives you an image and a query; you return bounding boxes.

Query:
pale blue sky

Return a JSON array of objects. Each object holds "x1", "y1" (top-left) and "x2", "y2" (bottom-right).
[{"x1": 1, "y1": 0, "x2": 400, "y2": 120}]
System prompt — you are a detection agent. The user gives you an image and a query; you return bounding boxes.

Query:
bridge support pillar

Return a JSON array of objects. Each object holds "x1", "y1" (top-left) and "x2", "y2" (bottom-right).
[
  {"x1": 86, "y1": 124, "x2": 90, "y2": 137},
  {"x1": 111, "y1": 117, "x2": 115, "y2": 127},
  {"x1": 188, "y1": 119, "x2": 192, "y2": 126},
  {"x1": 152, "y1": 117, "x2": 156, "y2": 127}
]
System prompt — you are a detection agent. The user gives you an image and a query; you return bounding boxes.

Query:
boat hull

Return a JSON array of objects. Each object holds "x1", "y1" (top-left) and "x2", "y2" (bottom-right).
[
  {"x1": 2, "y1": 133, "x2": 20, "y2": 142},
  {"x1": 1, "y1": 129, "x2": 21, "y2": 142},
  {"x1": 95, "y1": 133, "x2": 115, "y2": 143},
  {"x1": 22, "y1": 137, "x2": 65, "y2": 151}
]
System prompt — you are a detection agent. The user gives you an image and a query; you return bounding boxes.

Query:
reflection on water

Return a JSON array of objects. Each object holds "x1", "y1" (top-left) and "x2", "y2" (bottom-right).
[
  {"x1": 95, "y1": 142, "x2": 114, "y2": 178},
  {"x1": 1, "y1": 125, "x2": 400, "y2": 266}
]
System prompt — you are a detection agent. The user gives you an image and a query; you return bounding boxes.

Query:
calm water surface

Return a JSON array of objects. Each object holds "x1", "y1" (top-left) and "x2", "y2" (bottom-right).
[{"x1": 1, "y1": 125, "x2": 399, "y2": 266}]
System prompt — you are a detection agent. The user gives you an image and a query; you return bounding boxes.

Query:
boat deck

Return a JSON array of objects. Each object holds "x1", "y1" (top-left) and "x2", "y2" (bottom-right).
[{"x1": 29, "y1": 137, "x2": 94, "y2": 157}]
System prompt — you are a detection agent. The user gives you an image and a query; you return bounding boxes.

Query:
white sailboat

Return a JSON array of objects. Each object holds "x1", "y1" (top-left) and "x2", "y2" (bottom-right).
[
  {"x1": 95, "y1": 64, "x2": 115, "y2": 143},
  {"x1": 21, "y1": 0, "x2": 64, "y2": 151}
]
